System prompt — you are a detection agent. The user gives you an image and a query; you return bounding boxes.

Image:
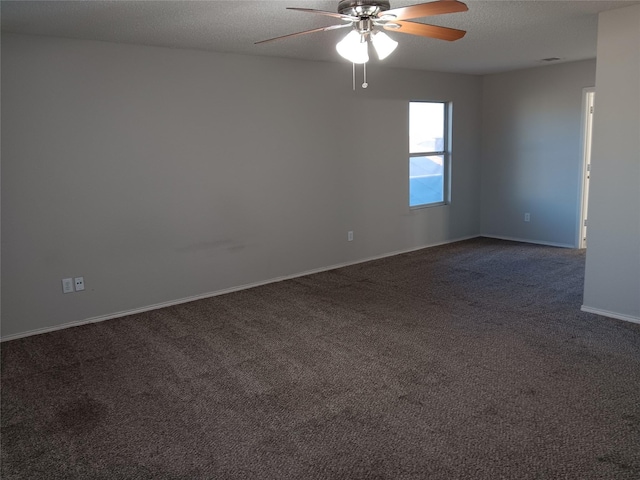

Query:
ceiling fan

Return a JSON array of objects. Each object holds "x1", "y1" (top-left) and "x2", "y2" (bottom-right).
[{"x1": 256, "y1": 0, "x2": 468, "y2": 73}]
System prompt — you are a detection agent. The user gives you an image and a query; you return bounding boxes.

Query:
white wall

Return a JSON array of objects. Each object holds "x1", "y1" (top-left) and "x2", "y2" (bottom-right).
[
  {"x1": 582, "y1": 5, "x2": 640, "y2": 323},
  {"x1": 480, "y1": 60, "x2": 596, "y2": 247},
  {"x1": 1, "y1": 33, "x2": 482, "y2": 339}
]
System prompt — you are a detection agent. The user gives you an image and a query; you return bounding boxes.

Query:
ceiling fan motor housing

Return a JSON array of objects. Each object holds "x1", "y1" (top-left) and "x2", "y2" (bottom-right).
[{"x1": 337, "y1": 0, "x2": 391, "y2": 17}]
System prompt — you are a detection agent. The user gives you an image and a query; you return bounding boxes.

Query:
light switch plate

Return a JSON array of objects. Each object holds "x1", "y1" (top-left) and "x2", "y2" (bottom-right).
[{"x1": 62, "y1": 278, "x2": 74, "y2": 294}]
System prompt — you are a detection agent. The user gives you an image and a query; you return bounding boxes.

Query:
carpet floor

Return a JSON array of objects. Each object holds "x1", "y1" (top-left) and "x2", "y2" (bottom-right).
[{"x1": 2, "y1": 238, "x2": 640, "y2": 479}]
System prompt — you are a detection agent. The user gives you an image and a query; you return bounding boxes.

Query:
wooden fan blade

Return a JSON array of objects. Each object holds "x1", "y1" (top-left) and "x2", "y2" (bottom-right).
[
  {"x1": 385, "y1": 20, "x2": 466, "y2": 41},
  {"x1": 287, "y1": 7, "x2": 357, "y2": 22},
  {"x1": 255, "y1": 24, "x2": 351, "y2": 45},
  {"x1": 379, "y1": 0, "x2": 468, "y2": 21}
]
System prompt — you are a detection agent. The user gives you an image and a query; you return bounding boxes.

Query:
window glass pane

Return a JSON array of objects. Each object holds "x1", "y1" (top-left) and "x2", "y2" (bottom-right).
[
  {"x1": 409, "y1": 155, "x2": 444, "y2": 207},
  {"x1": 409, "y1": 102, "x2": 445, "y2": 154}
]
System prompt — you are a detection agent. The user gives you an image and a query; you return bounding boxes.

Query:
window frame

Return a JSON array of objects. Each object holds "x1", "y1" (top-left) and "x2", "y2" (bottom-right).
[{"x1": 408, "y1": 101, "x2": 451, "y2": 209}]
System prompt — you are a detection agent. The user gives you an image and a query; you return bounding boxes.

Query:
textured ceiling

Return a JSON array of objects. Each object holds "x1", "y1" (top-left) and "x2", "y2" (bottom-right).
[{"x1": 2, "y1": 0, "x2": 639, "y2": 74}]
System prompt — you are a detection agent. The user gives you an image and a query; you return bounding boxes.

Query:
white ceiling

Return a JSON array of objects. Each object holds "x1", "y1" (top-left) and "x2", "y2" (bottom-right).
[{"x1": 2, "y1": 0, "x2": 639, "y2": 75}]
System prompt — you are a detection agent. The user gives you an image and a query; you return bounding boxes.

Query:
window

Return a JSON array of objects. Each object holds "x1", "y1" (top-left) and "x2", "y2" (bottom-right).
[{"x1": 409, "y1": 101, "x2": 448, "y2": 207}]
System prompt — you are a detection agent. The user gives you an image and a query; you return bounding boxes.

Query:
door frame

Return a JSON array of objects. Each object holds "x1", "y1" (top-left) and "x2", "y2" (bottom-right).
[{"x1": 577, "y1": 87, "x2": 595, "y2": 249}]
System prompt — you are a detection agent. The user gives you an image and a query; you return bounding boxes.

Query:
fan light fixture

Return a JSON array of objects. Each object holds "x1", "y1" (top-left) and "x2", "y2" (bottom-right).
[
  {"x1": 336, "y1": 30, "x2": 369, "y2": 64},
  {"x1": 336, "y1": 30, "x2": 398, "y2": 63},
  {"x1": 336, "y1": 29, "x2": 398, "y2": 89},
  {"x1": 371, "y1": 31, "x2": 398, "y2": 60}
]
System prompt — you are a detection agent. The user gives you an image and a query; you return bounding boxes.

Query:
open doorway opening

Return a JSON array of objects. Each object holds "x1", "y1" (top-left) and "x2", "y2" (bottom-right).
[{"x1": 578, "y1": 88, "x2": 595, "y2": 249}]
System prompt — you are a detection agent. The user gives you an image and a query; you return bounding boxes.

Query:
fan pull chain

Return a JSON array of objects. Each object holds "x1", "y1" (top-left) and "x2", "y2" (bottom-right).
[
  {"x1": 352, "y1": 63, "x2": 356, "y2": 91},
  {"x1": 350, "y1": 62, "x2": 369, "y2": 91},
  {"x1": 362, "y1": 62, "x2": 368, "y2": 88}
]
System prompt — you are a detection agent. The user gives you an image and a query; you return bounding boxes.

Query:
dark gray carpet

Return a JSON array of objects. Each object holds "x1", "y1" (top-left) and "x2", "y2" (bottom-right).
[{"x1": 2, "y1": 238, "x2": 640, "y2": 479}]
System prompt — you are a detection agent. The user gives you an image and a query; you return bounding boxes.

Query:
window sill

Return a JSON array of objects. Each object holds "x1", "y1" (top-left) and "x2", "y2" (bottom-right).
[{"x1": 410, "y1": 202, "x2": 448, "y2": 210}]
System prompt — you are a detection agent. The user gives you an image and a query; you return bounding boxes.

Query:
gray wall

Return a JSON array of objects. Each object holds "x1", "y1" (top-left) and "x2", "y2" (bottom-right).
[
  {"x1": 480, "y1": 60, "x2": 596, "y2": 247},
  {"x1": 583, "y1": 5, "x2": 640, "y2": 322},
  {"x1": 1, "y1": 33, "x2": 482, "y2": 338}
]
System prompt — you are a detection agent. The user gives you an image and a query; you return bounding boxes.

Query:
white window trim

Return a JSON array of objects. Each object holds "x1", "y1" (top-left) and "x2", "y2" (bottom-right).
[{"x1": 409, "y1": 101, "x2": 451, "y2": 209}]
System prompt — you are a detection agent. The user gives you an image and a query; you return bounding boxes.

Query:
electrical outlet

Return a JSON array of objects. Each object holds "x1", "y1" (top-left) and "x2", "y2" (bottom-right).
[
  {"x1": 62, "y1": 278, "x2": 74, "y2": 294},
  {"x1": 348, "y1": 231, "x2": 354, "y2": 242},
  {"x1": 74, "y1": 277, "x2": 85, "y2": 292},
  {"x1": 524, "y1": 213, "x2": 531, "y2": 222}
]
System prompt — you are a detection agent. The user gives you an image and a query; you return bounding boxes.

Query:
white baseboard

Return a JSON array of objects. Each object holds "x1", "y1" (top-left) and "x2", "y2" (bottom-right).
[
  {"x1": 580, "y1": 306, "x2": 640, "y2": 325},
  {"x1": 1, "y1": 235, "x2": 480, "y2": 342},
  {"x1": 480, "y1": 234, "x2": 575, "y2": 249}
]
